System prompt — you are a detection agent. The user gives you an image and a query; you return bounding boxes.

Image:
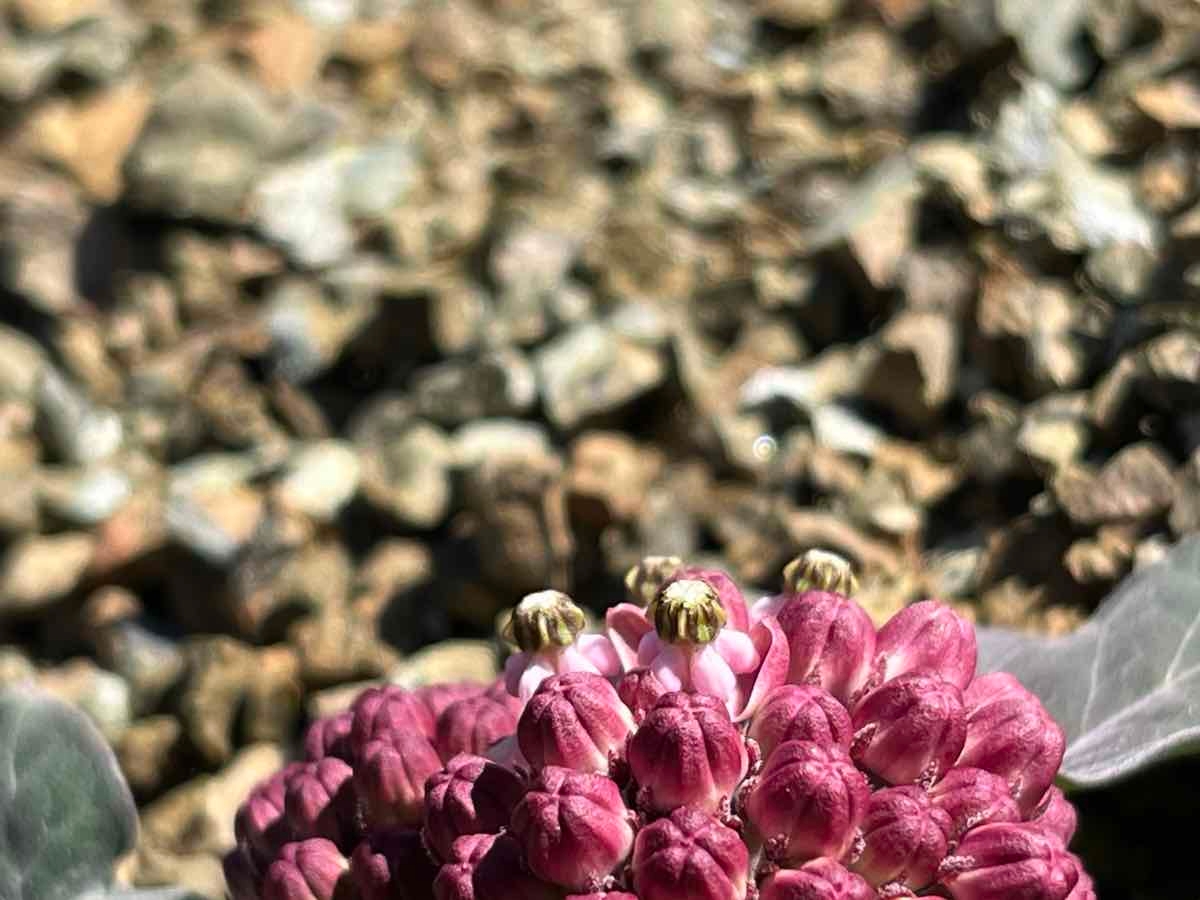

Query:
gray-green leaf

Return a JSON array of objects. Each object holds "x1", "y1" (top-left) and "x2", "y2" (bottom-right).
[
  {"x1": 0, "y1": 686, "x2": 139, "y2": 900},
  {"x1": 977, "y1": 535, "x2": 1200, "y2": 788}
]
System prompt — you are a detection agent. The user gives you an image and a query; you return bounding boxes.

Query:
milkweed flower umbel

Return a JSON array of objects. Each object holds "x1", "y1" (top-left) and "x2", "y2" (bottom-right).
[{"x1": 227, "y1": 549, "x2": 1091, "y2": 900}]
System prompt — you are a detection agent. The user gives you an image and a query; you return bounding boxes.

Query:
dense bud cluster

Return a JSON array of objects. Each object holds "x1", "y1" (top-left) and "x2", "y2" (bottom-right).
[{"x1": 227, "y1": 554, "x2": 1093, "y2": 900}]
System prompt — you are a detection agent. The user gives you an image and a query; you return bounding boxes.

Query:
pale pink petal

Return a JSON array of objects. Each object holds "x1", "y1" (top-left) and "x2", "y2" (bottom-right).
[
  {"x1": 649, "y1": 644, "x2": 687, "y2": 692},
  {"x1": 750, "y1": 593, "x2": 787, "y2": 625},
  {"x1": 733, "y1": 616, "x2": 791, "y2": 723},
  {"x1": 689, "y1": 644, "x2": 738, "y2": 701},
  {"x1": 714, "y1": 629, "x2": 760, "y2": 674},
  {"x1": 558, "y1": 644, "x2": 602, "y2": 677},
  {"x1": 576, "y1": 633, "x2": 623, "y2": 676},
  {"x1": 504, "y1": 651, "x2": 531, "y2": 697},
  {"x1": 637, "y1": 631, "x2": 665, "y2": 668},
  {"x1": 517, "y1": 658, "x2": 556, "y2": 702},
  {"x1": 606, "y1": 603, "x2": 653, "y2": 671}
]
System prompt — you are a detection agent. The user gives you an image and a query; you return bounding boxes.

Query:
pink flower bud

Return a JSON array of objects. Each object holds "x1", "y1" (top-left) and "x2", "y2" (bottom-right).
[
  {"x1": 262, "y1": 838, "x2": 351, "y2": 900},
  {"x1": 744, "y1": 740, "x2": 869, "y2": 864},
  {"x1": 567, "y1": 893, "x2": 640, "y2": 900},
  {"x1": 774, "y1": 591, "x2": 875, "y2": 704},
  {"x1": 510, "y1": 766, "x2": 635, "y2": 890},
  {"x1": 633, "y1": 807, "x2": 749, "y2": 900},
  {"x1": 938, "y1": 823, "x2": 1079, "y2": 900},
  {"x1": 668, "y1": 566, "x2": 751, "y2": 632},
  {"x1": 224, "y1": 844, "x2": 262, "y2": 900},
  {"x1": 759, "y1": 859, "x2": 874, "y2": 900},
  {"x1": 351, "y1": 686, "x2": 437, "y2": 759},
  {"x1": 435, "y1": 693, "x2": 522, "y2": 760},
  {"x1": 423, "y1": 754, "x2": 526, "y2": 862},
  {"x1": 851, "y1": 672, "x2": 966, "y2": 785},
  {"x1": 748, "y1": 684, "x2": 853, "y2": 760},
  {"x1": 519, "y1": 672, "x2": 636, "y2": 774},
  {"x1": 433, "y1": 833, "x2": 560, "y2": 900},
  {"x1": 356, "y1": 731, "x2": 443, "y2": 828},
  {"x1": 627, "y1": 692, "x2": 748, "y2": 814},
  {"x1": 851, "y1": 785, "x2": 951, "y2": 889},
  {"x1": 236, "y1": 763, "x2": 305, "y2": 864},
  {"x1": 350, "y1": 827, "x2": 438, "y2": 900},
  {"x1": 956, "y1": 674, "x2": 1065, "y2": 815},
  {"x1": 1064, "y1": 858, "x2": 1095, "y2": 899},
  {"x1": 1030, "y1": 787, "x2": 1077, "y2": 846},
  {"x1": 418, "y1": 683, "x2": 489, "y2": 722},
  {"x1": 305, "y1": 712, "x2": 355, "y2": 763},
  {"x1": 873, "y1": 601, "x2": 976, "y2": 690},
  {"x1": 284, "y1": 758, "x2": 359, "y2": 848},
  {"x1": 616, "y1": 668, "x2": 668, "y2": 722},
  {"x1": 927, "y1": 767, "x2": 1021, "y2": 841}
]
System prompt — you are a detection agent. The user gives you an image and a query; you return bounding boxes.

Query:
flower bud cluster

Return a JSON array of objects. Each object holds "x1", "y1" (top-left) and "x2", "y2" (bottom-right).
[{"x1": 227, "y1": 553, "x2": 1091, "y2": 900}]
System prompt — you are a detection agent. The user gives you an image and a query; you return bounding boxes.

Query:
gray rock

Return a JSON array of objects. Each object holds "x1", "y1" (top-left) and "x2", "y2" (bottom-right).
[
  {"x1": 353, "y1": 398, "x2": 452, "y2": 528},
  {"x1": 451, "y1": 419, "x2": 553, "y2": 470},
  {"x1": 38, "y1": 465, "x2": 133, "y2": 525},
  {"x1": 411, "y1": 350, "x2": 537, "y2": 426},
  {"x1": 35, "y1": 367, "x2": 123, "y2": 464},
  {"x1": 997, "y1": 0, "x2": 1091, "y2": 90},
  {"x1": 275, "y1": 440, "x2": 362, "y2": 522},
  {"x1": 1052, "y1": 441, "x2": 1176, "y2": 525},
  {"x1": 263, "y1": 277, "x2": 376, "y2": 383}
]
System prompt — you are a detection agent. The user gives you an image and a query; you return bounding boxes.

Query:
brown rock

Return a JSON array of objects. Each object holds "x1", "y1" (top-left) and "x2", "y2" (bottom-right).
[
  {"x1": 177, "y1": 637, "x2": 256, "y2": 766},
  {"x1": 236, "y1": 13, "x2": 326, "y2": 94},
  {"x1": 1134, "y1": 75, "x2": 1200, "y2": 129},
  {"x1": 861, "y1": 311, "x2": 958, "y2": 429},
  {"x1": 118, "y1": 716, "x2": 184, "y2": 797},
  {"x1": 567, "y1": 432, "x2": 657, "y2": 526},
  {"x1": 0, "y1": 532, "x2": 95, "y2": 616},
  {"x1": 1052, "y1": 442, "x2": 1176, "y2": 525},
  {"x1": 242, "y1": 644, "x2": 302, "y2": 745}
]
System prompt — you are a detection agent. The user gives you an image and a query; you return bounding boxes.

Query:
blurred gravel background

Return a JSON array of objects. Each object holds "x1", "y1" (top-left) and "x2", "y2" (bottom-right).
[{"x1": 1, "y1": 0, "x2": 1200, "y2": 895}]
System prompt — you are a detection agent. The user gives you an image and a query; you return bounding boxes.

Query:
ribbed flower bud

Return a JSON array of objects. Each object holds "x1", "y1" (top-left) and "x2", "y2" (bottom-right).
[
  {"x1": 759, "y1": 859, "x2": 874, "y2": 900},
  {"x1": 262, "y1": 839, "x2": 351, "y2": 900},
  {"x1": 304, "y1": 712, "x2": 354, "y2": 763},
  {"x1": 284, "y1": 758, "x2": 359, "y2": 848},
  {"x1": 632, "y1": 807, "x2": 749, "y2": 900},
  {"x1": 510, "y1": 766, "x2": 635, "y2": 890},
  {"x1": 518, "y1": 672, "x2": 636, "y2": 774},
  {"x1": 745, "y1": 740, "x2": 869, "y2": 863},
  {"x1": 351, "y1": 686, "x2": 437, "y2": 759},
  {"x1": 418, "y1": 683, "x2": 489, "y2": 722},
  {"x1": 423, "y1": 754, "x2": 525, "y2": 862},
  {"x1": 1030, "y1": 787, "x2": 1077, "y2": 846},
  {"x1": 504, "y1": 591, "x2": 622, "y2": 701},
  {"x1": 356, "y1": 731, "x2": 443, "y2": 828},
  {"x1": 1064, "y1": 859, "x2": 1094, "y2": 900},
  {"x1": 433, "y1": 833, "x2": 561, "y2": 900},
  {"x1": 927, "y1": 767, "x2": 1021, "y2": 841},
  {"x1": 435, "y1": 692, "x2": 522, "y2": 760},
  {"x1": 627, "y1": 692, "x2": 748, "y2": 814},
  {"x1": 851, "y1": 672, "x2": 966, "y2": 785},
  {"x1": 783, "y1": 549, "x2": 860, "y2": 597},
  {"x1": 775, "y1": 591, "x2": 875, "y2": 705},
  {"x1": 957, "y1": 673, "x2": 1065, "y2": 815},
  {"x1": 567, "y1": 893, "x2": 640, "y2": 900},
  {"x1": 852, "y1": 785, "x2": 951, "y2": 889},
  {"x1": 236, "y1": 763, "x2": 305, "y2": 865},
  {"x1": 873, "y1": 601, "x2": 976, "y2": 690},
  {"x1": 625, "y1": 556, "x2": 683, "y2": 606},
  {"x1": 748, "y1": 684, "x2": 853, "y2": 760},
  {"x1": 617, "y1": 668, "x2": 668, "y2": 722},
  {"x1": 350, "y1": 827, "x2": 438, "y2": 900},
  {"x1": 938, "y1": 823, "x2": 1078, "y2": 900}
]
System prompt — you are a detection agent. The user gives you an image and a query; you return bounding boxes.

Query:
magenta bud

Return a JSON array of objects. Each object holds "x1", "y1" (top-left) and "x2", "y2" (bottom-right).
[
  {"x1": 436, "y1": 693, "x2": 522, "y2": 760},
  {"x1": 852, "y1": 785, "x2": 951, "y2": 889},
  {"x1": 518, "y1": 672, "x2": 636, "y2": 774},
  {"x1": 927, "y1": 767, "x2": 1021, "y2": 841},
  {"x1": 350, "y1": 827, "x2": 438, "y2": 900},
  {"x1": 617, "y1": 668, "x2": 668, "y2": 722},
  {"x1": 957, "y1": 674, "x2": 1065, "y2": 815},
  {"x1": 1064, "y1": 857, "x2": 1095, "y2": 899},
  {"x1": 774, "y1": 590, "x2": 876, "y2": 704},
  {"x1": 851, "y1": 672, "x2": 966, "y2": 785},
  {"x1": 284, "y1": 758, "x2": 359, "y2": 848},
  {"x1": 745, "y1": 739, "x2": 869, "y2": 864},
  {"x1": 355, "y1": 731, "x2": 443, "y2": 828},
  {"x1": 1030, "y1": 787, "x2": 1077, "y2": 846},
  {"x1": 418, "y1": 683, "x2": 489, "y2": 721},
  {"x1": 351, "y1": 686, "x2": 437, "y2": 758},
  {"x1": 423, "y1": 754, "x2": 526, "y2": 862},
  {"x1": 510, "y1": 765, "x2": 635, "y2": 890},
  {"x1": 433, "y1": 833, "x2": 561, "y2": 900},
  {"x1": 938, "y1": 823, "x2": 1078, "y2": 900},
  {"x1": 873, "y1": 601, "x2": 976, "y2": 690},
  {"x1": 759, "y1": 859, "x2": 874, "y2": 900},
  {"x1": 236, "y1": 763, "x2": 307, "y2": 864},
  {"x1": 668, "y1": 566, "x2": 751, "y2": 632},
  {"x1": 567, "y1": 894, "x2": 640, "y2": 900},
  {"x1": 262, "y1": 838, "x2": 352, "y2": 900},
  {"x1": 633, "y1": 806, "x2": 749, "y2": 900},
  {"x1": 305, "y1": 712, "x2": 355, "y2": 763},
  {"x1": 627, "y1": 692, "x2": 749, "y2": 814},
  {"x1": 224, "y1": 844, "x2": 262, "y2": 900},
  {"x1": 748, "y1": 684, "x2": 853, "y2": 760}
]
